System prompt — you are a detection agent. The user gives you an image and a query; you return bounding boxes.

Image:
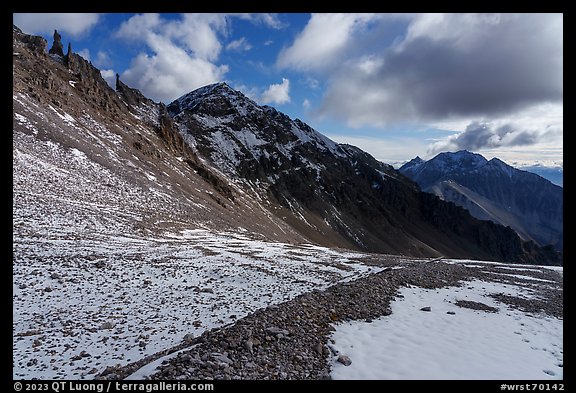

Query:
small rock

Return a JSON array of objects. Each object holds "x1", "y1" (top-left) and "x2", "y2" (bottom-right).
[
  {"x1": 26, "y1": 359, "x2": 38, "y2": 367},
  {"x1": 211, "y1": 353, "x2": 232, "y2": 365},
  {"x1": 183, "y1": 333, "x2": 194, "y2": 343},
  {"x1": 315, "y1": 342, "x2": 324, "y2": 355},
  {"x1": 420, "y1": 306, "x2": 432, "y2": 312},
  {"x1": 99, "y1": 321, "x2": 114, "y2": 330},
  {"x1": 337, "y1": 355, "x2": 352, "y2": 366},
  {"x1": 100, "y1": 365, "x2": 117, "y2": 376},
  {"x1": 265, "y1": 327, "x2": 289, "y2": 336},
  {"x1": 327, "y1": 344, "x2": 339, "y2": 356},
  {"x1": 446, "y1": 311, "x2": 456, "y2": 315},
  {"x1": 245, "y1": 339, "x2": 254, "y2": 353},
  {"x1": 50, "y1": 273, "x2": 61, "y2": 279},
  {"x1": 94, "y1": 261, "x2": 106, "y2": 268}
]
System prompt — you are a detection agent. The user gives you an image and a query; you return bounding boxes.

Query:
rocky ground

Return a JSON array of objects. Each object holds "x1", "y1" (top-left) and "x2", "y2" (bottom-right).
[{"x1": 97, "y1": 259, "x2": 562, "y2": 380}]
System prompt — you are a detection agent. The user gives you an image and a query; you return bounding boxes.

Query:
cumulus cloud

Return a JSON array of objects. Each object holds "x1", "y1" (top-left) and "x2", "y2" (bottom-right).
[
  {"x1": 283, "y1": 14, "x2": 563, "y2": 129},
  {"x1": 94, "y1": 51, "x2": 112, "y2": 68},
  {"x1": 277, "y1": 13, "x2": 382, "y2": 71},
  {"x1": 116, "y1": 14, "x2": 229, "y2": 103},
  {"x1": 303, "y1": 99, "x2": 311, "y2": 111},
  {"x1": 261, "y1": 78, "x2": 291, "y2": 105},
  {"x1": 427, "y1": 100, "x2": 563, "y2": 154},
  {"x1": 13, "y1": 13, "x2": 100, "y2": 37},
  {"x1": 77, "y1": 48, "x2": 90, "y2": 61},
  {"x1": 428, "y1": 120, "x2": 563, "y2": 155},
  {"x1": 234, "y1": 13, "x2": 286, "y2": 29},
  {"x1": 226, "y1": 37, "x2": 252, "y2": 52}
]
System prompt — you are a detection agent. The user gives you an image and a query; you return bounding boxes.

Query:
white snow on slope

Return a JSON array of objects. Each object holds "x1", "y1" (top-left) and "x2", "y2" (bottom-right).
[
  {"x1": 330, "y1": 275, "x2": 563, "y2": 380},
  {"x1": 13, "y1": 229, "x2": 380, "y2": 380}
]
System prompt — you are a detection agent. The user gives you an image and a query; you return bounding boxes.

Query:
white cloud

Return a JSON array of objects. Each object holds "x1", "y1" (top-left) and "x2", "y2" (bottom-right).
[
  {"x1": 303, "y1": 76, "x2": 320, "y2": 89},
  {"x1": 234, "y1": 13, "x2": 286, "y2": 29},
  {"x1": 264, "y1": 40, "x2": 274, "y2": 46},
  {"x1": 116, "y1": 14, "x2": 229, "y2": 103},
  {"x1": 13, "y1": 13, "x2": 100, "y2": 37},
  {"x1": 226, "y1": 37, "x2": 252, "y2": 52},
  {"x1": 115, "y1": 13, "x2": 292, "y2": 103},
  {"x1": 95, "y1": 51, "x2": 112, "y2": 68},
  {"x1": 277, "y1": 13, "x2": 382, "y2": 71},
  {"x1": 100, "y1": 69, "x2": 116, "y2": 89},
  {"x1": 77, "y1": 48, "x2": 90, "y2": 61},
  {"x1": 313, "y1": 13, "x2": 562, "y2": 129},
  {"x1": 261, "y1": 78, "x2": 291, "y2": 105},
  {"x1": 303, "y1": 99, "x2": 311, "y2": 111},
  {"x1": 425, "y1": 101, "x2": 563, "y2": 166},
  {"x1": 326, "y1": 134, "x2": 430, "y2": 164}
]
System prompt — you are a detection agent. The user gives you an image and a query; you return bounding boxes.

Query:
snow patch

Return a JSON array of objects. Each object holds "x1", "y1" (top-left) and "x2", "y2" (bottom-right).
[{"x1": 330, "y1": 278, "x2": 562, "y2": 380}]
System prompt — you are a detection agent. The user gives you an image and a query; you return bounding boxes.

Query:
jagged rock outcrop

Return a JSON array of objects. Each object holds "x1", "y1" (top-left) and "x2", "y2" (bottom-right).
[
  {"x1": 13, "y1": 25, "x2": 47, "y2": 55},
  {"x1": 48, "y1": 29, "x2": 64, "y2": 57},
  {"x1": 116, "y1": 74, "x2": 155, "y2": 111}
]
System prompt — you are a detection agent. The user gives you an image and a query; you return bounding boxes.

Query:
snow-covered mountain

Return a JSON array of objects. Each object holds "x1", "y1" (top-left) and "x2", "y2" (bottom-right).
[
  {"x1": 399, "y1": 151, "x2": 563, "y2": 251},
  {"x1": 168, "y1": 82, "x2": 563, "y2": 263}
]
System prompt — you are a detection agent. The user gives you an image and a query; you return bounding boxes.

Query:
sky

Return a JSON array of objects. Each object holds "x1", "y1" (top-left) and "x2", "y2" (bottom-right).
[{"x1": 13, "y1": 13, "x2": 563, "y2": 168}]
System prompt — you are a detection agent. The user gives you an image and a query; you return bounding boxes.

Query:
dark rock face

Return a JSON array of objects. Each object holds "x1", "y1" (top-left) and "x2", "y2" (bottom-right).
[
  {"x1": 48, "y1": 29, "x2": 64, "y2": 57},
  {"x1": 169, "y1": 85, "x2": 561, "y2": 265},
  {"x1": 399, "y1": 151, "x2": 563, "y2": 251},
  {"x1": 13, "y1": 25, "x2": 46, "y2": 55}
]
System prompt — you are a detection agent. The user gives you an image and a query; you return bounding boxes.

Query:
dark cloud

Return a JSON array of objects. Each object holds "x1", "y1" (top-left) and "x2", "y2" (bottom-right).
[
  {"x1": 317, "y1": 14, "x2": 563, "y2": 126},
  {"x1": 428, "y1": 121, "x2": 562, "y2": 154}
]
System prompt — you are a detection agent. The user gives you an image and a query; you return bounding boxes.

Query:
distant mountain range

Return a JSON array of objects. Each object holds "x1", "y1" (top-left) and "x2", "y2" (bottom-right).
[
  {"x1": 399, "y1": 151, "x2": 563, "y2": 251},
  {"x1": 12, "y1": 26, "x2": 561, "y2": 265}
]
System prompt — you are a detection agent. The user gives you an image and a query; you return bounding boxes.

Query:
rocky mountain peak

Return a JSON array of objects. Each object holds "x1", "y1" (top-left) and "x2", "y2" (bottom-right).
[
  {"x1": 168, "y1": 82, "x2": 257, "y2": 117},
  {"x1": 48, "y1": 29, "x2": 64, "y2": 57},
  {"x1": 432, "y1": 150, "x2": 487, "y2": 169}
]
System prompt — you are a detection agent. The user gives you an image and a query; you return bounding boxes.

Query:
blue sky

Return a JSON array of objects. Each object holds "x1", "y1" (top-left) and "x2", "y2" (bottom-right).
[{"x1": 13, "y1": 13, "x2": 563, "y2": 168}]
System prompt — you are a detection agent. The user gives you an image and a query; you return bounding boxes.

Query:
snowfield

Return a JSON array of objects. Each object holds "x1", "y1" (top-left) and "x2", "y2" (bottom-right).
[
  {"x1": 330, "y1": 263, "x2": 563, "y2": 380},
  {"x1": 13, "y1": 229, "x2": 380, "y2": 379}
]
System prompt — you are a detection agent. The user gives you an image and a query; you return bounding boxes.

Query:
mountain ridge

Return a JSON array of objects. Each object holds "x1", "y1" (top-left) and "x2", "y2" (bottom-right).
[
  {"x1": 13, "y1": 26, "x2": 561, "y2": 265},
  {"x1": 399, "y1": 150, "x2": 563, "y2": 251}
]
